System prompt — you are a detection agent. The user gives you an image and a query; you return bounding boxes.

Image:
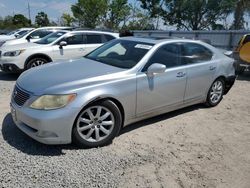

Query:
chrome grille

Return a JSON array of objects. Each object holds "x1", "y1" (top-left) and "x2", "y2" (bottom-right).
[{"x1": 13, "y1": 86, "x2": 30, "y2": 106}]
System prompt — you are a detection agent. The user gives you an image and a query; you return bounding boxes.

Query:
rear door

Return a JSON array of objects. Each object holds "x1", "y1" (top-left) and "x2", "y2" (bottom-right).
[
  {"x1": 52, "y1": 33, "x2": 86, "y2": 60},
  {"x1": 181, "y1": 42, "x2": 216, "y2": 102},
  {"x1": 84, "y1": 34, "x2": 108, "y2": 54}
]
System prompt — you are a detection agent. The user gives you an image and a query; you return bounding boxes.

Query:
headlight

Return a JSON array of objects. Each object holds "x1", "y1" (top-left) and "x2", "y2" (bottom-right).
[
  {"x1": 30, "y1": 94, "x2": 76, "y2": 110},
  {"x1": 3, "y1": 50, "x2": 25, "y2": 57}
]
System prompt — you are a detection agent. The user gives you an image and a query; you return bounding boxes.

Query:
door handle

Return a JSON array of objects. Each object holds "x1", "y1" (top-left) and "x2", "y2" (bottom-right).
[
  {"x1": 176, "y1": 72, "x2": 186, "y2": 78},
  {"x1": 209, "y1": 66, "x2": 216, "y2": 70}
]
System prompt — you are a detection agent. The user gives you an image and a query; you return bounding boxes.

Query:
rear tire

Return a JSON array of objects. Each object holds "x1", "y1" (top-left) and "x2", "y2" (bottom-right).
[
  {"x1": 205, "y1": 78, "x2": 225, "y2": 107},
  {"x1": 26, "y1": 58, "x2": 48, "y2": 70},
  {"x1": 72, "y1": 100, "x2": 122, "y2": 148}
]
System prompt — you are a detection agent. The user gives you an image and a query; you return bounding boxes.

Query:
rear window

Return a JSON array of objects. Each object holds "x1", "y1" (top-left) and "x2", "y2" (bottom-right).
[{"x1": 103, "y1": 34, "x2": 115, "y2": 42}]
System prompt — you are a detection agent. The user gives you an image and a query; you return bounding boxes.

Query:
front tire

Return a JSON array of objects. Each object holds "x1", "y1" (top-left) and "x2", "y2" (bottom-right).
[
  {"x1": 26, "y1": 58, "x2": 48, "y2": 70},
  {"x1": 72, "y1": 100, "x2": 122, "y2": 148},
  {"x1": 205, "y1": 78, "x2": 225, "y2": 107}
]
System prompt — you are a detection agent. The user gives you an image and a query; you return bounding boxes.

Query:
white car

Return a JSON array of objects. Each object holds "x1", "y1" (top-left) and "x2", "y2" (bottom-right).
[
  {"x1": 0, "y1": 26, "x2": 73, "y2": 47},
  {"x1": 0, "y1": 28, "x2": 34, "y2": 43},
  {"x1": 0, "y1": 30, "x2": 119, "y2": 72}
]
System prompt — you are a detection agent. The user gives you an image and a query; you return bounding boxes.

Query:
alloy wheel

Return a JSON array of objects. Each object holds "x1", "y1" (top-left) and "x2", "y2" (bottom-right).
[
  {"x1": 209, "y1": 80, "x2": 223, "y2": 104},
  {"x1": 76, "y1": 106, "x2": 115, "y2": 143}
]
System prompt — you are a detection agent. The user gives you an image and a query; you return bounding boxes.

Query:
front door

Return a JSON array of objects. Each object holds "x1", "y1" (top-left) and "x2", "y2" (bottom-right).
[
  {"x1": 52, "y1": 34, "x2": 86, "y2": 61},
  {"x1": 136, "y1": 43, "x2": 187, "y2": 115}
]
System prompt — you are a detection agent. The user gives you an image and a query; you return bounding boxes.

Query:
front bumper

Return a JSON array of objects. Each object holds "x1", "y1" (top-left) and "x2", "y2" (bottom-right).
[
  {"x1": 0, "y1": 63, "x2": 22, "y2": 73},
  {"x1": 10, "y1": 101, "x2": 79, "y2": 145},
  {"x1": 0, "y1": 56, "x2": 24, "y2": 72}
]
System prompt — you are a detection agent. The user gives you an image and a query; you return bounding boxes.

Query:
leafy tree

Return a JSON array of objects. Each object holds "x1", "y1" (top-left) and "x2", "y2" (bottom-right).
[
  {"x1": 231, "y1": 0, "x2": 250, "y2": 29},
  {"x1": 13, "y1": 14, "x2": 31, "y2": 27},
  {"x1": 3, "y1": 16, "x2": 14, "y2": 28},
  {"x1": 61, "y1": 13, "x2": 75, "y2": 26},
  {"x1": 138, "y1": 0, "x2": 164, "y2": 29},
  {"x1": 166, "y1": 0, "x2": 237, "y2": 30},
  {"x1": 139, "y1": 0, "x2": 236, "y2": 30},
  {"x1": 104, "y1": 0, "x2": 131, "y2": 30},
  {"x1": 35, "y1": 12, "x2": 50, "y2": 27},
  {"x1": 123, "y1": 6, "x2": 154, "y2": 30},
  {"x1": 71, "y1": 0, "x2": 108, "y2": 28}
]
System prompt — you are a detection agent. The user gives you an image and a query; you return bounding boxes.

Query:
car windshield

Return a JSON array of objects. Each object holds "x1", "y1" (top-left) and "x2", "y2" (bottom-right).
[
  {"x1": 86, "y1": 39, "x2": 154, "y2": 69},
  {"x1": 35, "y1": 31, "x2": 67, "y2": 45}
]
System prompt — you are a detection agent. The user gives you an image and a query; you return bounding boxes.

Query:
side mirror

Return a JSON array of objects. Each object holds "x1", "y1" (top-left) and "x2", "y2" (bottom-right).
[
  {"x1": 147, "y1": 63, "x2": 166, "y2": 76},
  {"x1": 26, "y1": 35, "x2": 31, "y2": 42},
  {"x1": 59, "y1": 41, "x2": 67, "y2": 49},
  {"x1": 14, "y1": 34, "x2": 19, "y2": 38}
]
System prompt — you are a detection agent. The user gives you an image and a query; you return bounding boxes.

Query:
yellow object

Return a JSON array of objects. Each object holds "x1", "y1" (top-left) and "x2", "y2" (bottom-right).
[{"x1": 239, "y1": 42, "x2": 250, "y2": 64}]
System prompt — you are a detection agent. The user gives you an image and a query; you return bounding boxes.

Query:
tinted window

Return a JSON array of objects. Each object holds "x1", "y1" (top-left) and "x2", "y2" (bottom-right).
[
  {"x1": 182, "y1": 43, "x2": 213, "y2": 64},
  {"x1": 36, "y1": 31, "x2": 67, "y2": 45},
  {"x1": 144, "y1": 43, "x2": 181, "y2": 71},
  {"x1": 103, "y1": 34, "x2": 115, "y2": 42},
  {"x1": 86, "y1": 34, "x2": 102, "y2": 44},
  {"x1": 29, "y1": 30, "x2": 52, "y2": 39},
  {"x1": 65, "y1": 34, "x2": 83, "y2": 45}
]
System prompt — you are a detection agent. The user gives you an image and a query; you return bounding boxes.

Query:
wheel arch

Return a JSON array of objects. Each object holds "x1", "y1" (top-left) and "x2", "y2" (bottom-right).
[
  {"x1": 25, "y1": 53, "x2": 53, "y2": 69},
  {"x1": 84, "y1": 96, "x2": 125, "y2": 127}
]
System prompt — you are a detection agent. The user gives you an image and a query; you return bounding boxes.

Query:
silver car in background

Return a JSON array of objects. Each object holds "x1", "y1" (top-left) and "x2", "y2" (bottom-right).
[{"x1": 10, "y1": 37, "x2": 236, "y2": 148}]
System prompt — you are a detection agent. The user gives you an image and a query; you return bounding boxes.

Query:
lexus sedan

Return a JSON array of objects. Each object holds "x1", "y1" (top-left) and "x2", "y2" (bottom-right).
[{"x1": 10, "y1": 37, "x2": 236, "y2": 148}]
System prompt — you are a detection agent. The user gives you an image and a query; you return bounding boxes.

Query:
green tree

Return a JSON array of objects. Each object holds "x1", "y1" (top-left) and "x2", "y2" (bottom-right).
[
  {"x1": 139, "y1": 0, "x2": 236, "y2": 30},
  {"x1": 71, "y1": 0, "x2": 108, "y2": 28},
  {"x1": 61, "y1": 13, "x2": 75, "y2": 26},
  {"x1": 35, "y1": 12, "x2": 50, "y2": 27},
  {"x1": 166, "y1": 0, "x2": 236, "y2": 30},
  {"x1": 3, "y1": 16, "x2": 14, "y2": 28},
  {"x1": 232, "y1": 0, "x2": 250, "y2": 29},
  {"x1": 123, "y1": 6, "x2": 154, "y2": 30},
  {"x1": 13, "y1": 14, "x2": 31, "y2": 27},
  {"x1": 138, "y1": 0, "x2": 164, "y2": 29},
  {"x1": 104, "y1": 0, "x2": 131, "y2": 30}
]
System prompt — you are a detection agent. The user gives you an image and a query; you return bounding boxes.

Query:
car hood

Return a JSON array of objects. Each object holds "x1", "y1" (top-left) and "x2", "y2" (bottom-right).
[
  {"x1": 0, "y1": 35, "x2": 14, "y2": 41},
  {"x1": 1, "y1": 42, "x2": 42, "y2": 52},
  {"x1": 17, "y1": 58, "x2": 126, "y2": 95},
  {"x1": 2, "y1": 37, "x2": 28, "y2": 46}
]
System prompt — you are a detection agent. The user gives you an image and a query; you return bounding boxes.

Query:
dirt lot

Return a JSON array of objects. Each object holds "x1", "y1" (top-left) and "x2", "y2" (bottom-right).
[{"x1": 0, "y1": 70, "x2": 250, "y2": 188}]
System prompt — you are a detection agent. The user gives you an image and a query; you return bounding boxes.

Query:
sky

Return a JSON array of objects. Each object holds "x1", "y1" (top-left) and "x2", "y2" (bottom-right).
[
  {"x1": 0, "y1": 0, "x2": 138, "y2": 23},
  {"x1": 0, "y1": 0, "x2": 78, "y2": 22}
]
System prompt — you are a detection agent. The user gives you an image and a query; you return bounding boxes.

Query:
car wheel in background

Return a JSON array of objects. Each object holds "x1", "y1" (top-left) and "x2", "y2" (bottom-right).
[
  {"x1": 72, "y1": 100, "x2": 122, "y2": 148},
  {"x1": 26, "y1": 58, "x2": 48, "y2": 69},
  {"x1": 206, "y1": 78, "x2": 225, "y2": 107}
]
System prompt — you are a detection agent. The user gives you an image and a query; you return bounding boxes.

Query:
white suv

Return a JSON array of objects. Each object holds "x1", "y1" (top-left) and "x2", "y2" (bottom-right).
[
  {"x1": 0, "y1": 28, "x2": 34, "y2": 44},
  {"x1": 0, "y1": 30, "x2": 119, "y2": 72},
  {"x1": 0, "y1": 27, "x2": 73, "y2": 47}
]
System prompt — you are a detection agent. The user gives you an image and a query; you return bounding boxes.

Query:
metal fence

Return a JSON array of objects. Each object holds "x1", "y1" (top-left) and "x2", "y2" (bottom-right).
[{"x1": 133, "y1": 30, "x2": 250, "y2": 50}]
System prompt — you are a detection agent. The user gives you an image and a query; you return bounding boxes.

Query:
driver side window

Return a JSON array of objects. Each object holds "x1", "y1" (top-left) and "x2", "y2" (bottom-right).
[
  {"x1": 65, "y1": 34, "x2": 84, "y2": 45},
  {"x1": 143, "y1": 43, "x2": 181, "y2": 71}
]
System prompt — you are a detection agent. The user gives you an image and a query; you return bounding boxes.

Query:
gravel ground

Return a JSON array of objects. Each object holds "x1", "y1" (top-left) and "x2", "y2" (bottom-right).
[{"x1": 0, "y1": 70, "x2": 250, "y2": 188}]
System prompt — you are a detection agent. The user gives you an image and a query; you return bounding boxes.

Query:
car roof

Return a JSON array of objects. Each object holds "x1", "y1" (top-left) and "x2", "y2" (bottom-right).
[
  {"x1": 66, "y1": 30, "x2": 120, "y2": 37},
  {"x1": 120, "y1": 36, "x2": 200, "y2": 44}
]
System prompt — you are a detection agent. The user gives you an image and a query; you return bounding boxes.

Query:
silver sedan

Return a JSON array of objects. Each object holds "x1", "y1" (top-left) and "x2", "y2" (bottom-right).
[{"x1": 10, "y1": 37, "x2": 236, "y2": 148}]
